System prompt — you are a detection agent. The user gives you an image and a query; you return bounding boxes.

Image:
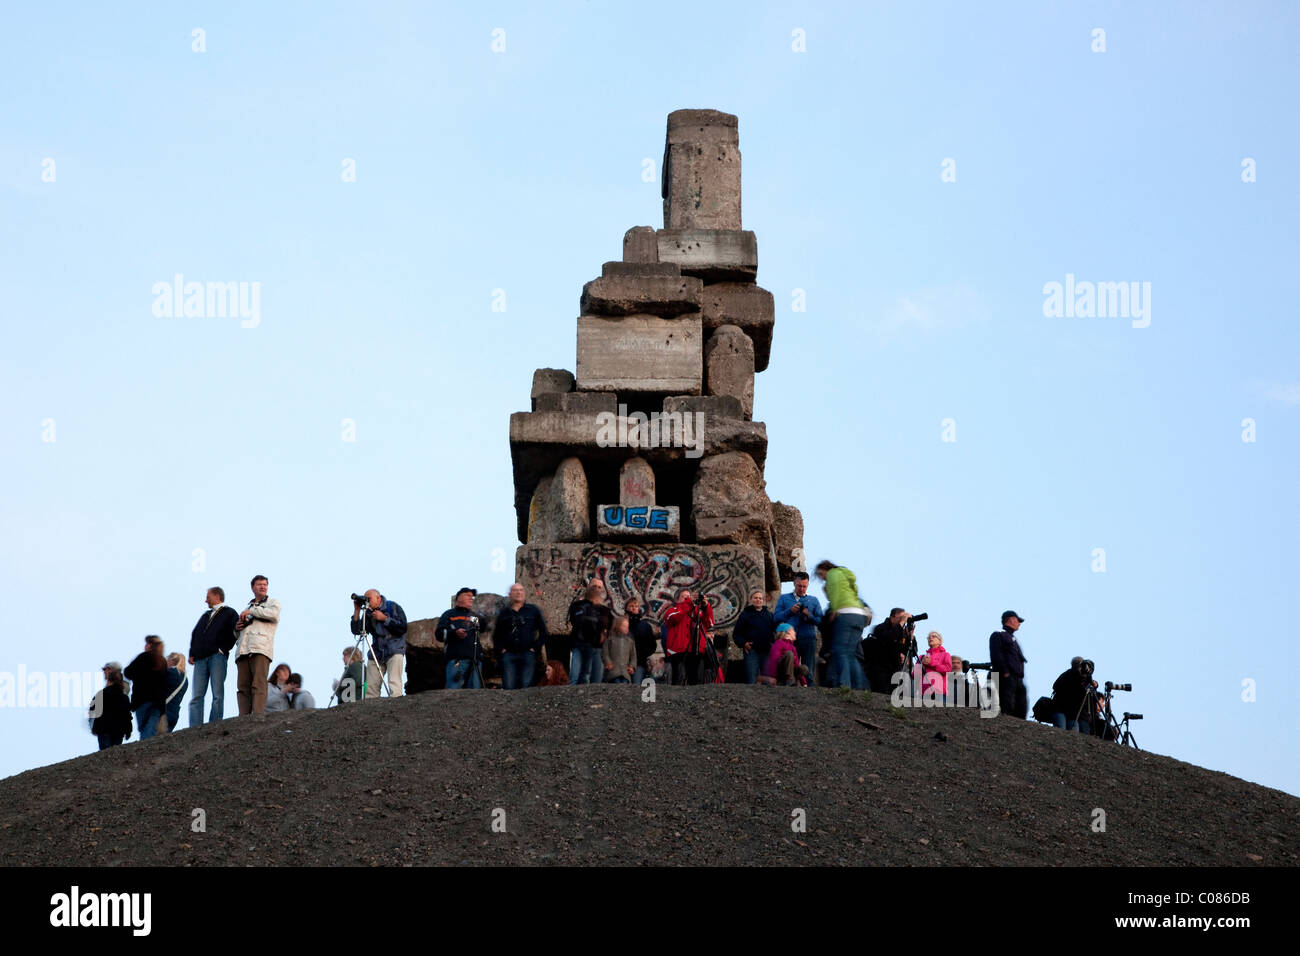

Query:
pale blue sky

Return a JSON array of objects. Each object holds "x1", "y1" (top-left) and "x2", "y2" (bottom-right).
[{"x1": 2, "y1": 2, "x2": 1297, "y2": 797}]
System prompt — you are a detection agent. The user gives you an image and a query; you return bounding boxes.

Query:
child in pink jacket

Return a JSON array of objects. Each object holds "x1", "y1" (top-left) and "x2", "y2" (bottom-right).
[
  {"x1": 920, "y1": 631, "x2": 951, "y2": 697},
  {"x1": 765, "y1": 624, "x2": 808, "y2": 686}
]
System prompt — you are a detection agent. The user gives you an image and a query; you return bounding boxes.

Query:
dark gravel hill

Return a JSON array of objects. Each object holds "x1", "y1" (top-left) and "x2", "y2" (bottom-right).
[{"x1": 2, "y1": 685, "x2": 1295, "y2": 866}]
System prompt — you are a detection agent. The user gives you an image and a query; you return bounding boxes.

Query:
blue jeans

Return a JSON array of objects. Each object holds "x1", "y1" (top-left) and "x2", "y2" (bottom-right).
[
  {"x1": 1052, "y1": 712, "x2": 1091, "y2": 733},
  {"x1": 135, "y1": 702, "x2": 162, "y2": 740},
  {"x1": 189, "y1": 653, "x2": 228, "y2": 727},
  {"x1": 796, "y1": 635, "x2": 818, "y2": 686},
  {"x1": 569, "y1": 645, "x2": 602, "y2": 685},
  {"x1": 631, "y1": 665, "x2": 646, "y2": 685},
  {"x1": 501, "y1": 650, "x2": 536, "y2": 690},
  {"x1": 743, "y1": 648, "x2": 765, "y2": 684},
  {"x1": 826, "y1": 614, "x2": 867, "y2": 689},
  {"x1": 445, "y1": 659, "x2": 482, "y2": 689}
]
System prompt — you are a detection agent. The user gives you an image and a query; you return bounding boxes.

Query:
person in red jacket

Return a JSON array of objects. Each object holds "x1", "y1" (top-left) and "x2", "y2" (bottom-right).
[{"x1": 663, "y1": 588, "x2": 714, "y2": 686}]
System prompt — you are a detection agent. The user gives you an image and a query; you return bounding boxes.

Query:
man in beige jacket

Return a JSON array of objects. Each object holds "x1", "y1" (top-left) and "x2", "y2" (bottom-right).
[{"x1": 234, "y1": 574, "x2": 282, "y2": 715}]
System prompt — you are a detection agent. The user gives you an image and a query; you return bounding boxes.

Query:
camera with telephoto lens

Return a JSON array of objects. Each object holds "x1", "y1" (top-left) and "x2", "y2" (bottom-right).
[
  {"x1": 905, "y1": 612, "x2": 928, "y2": 628},
  {"x1": 1079, "y1": 659, "x2": 1095, "y2": 680},
  {"x1": 351, "y1": 593, "x2": 368, "y2": 603},
  {"x1": 1106, "y1": 681, "x2": 1132, "y2": 692}
]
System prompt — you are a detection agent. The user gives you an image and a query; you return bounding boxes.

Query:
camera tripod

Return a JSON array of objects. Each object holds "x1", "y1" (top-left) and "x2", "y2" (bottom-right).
[
  {"x1": 328, "y1": 606, "x2": 392, "y2": 706},
  {"x1": 1099, "y1": 695, "x2": 1140, "y2": 750}
]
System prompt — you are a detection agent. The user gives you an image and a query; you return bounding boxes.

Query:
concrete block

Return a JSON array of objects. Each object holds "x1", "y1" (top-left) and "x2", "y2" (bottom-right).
[
  {"x1": 515, "y1": 541, "x2": 765, "y2": 635},
  {"x1": 656, "y1": 229, "x2": 757, "y2": 282},
  {"x1": 575, "y1": 312, "x2": 703, "y2": 394},
  {"x1": 602, "y1": 261, "x2": 681, "y2": 278},
  {"x1": 530, "y1": 368, "x2": 574, "y2": 411},
  {"x1": 699, "y1": 282, "x2": 774, "y2": 372},
  {"x1": 692, "y1": 451, "x2": 772, "y2": 551},
  {"x1": 662, "y1": 394, "x2": 745, "y2": 420},
  {"x1": 619, "y1": 456, "x2": 656, "y2": 506},
  {"x1": 596, "y1": 504, "x2": 680, "y2": 541},
  {"x1": 526, "y1": 457, "x2": 591, "y2": 543},
  {"x1": 666, "y1": 109, "x2": 739, "y2": 147},
  {"x1": 771, "y1": 501, "x2": 805, "y2": 582},
  {"x1": 704, "y1": 324, "x2": 755, "y2": 420},
  {"x1": 533, "y1": 391, "x2": 619, "y2": 414},
  {"x1": 623, "y1": 226, "x2": 658, "y2": 263},
  {"x1": 579, "y1": 274, "x2": 703, "y2": 317},
  {"x1": 663, "y1": 142, "x2": 742, "y2": 230}
]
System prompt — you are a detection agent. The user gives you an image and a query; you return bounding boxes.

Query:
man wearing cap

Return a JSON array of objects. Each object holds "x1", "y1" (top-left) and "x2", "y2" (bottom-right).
[
  {"x1": 989, "y1": 611, "x2": 1028, "y2": 719},
  {"x1": 351, "y1": 588, "x2": 409, "y2": 698},
  {"x1": 436, "y1": 588, "x2": 487, "y2": 689}
]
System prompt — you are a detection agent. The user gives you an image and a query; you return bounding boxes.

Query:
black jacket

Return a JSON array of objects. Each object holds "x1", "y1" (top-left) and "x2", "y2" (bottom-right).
[
  {"x1": 989, "y1": 629, "x2": 1026, "y2": 678},
  {"x1": 123, "y1": 652, "x2": 167, "y2": 711},
  {"x1": 1052, "y1": 668, "x2": 1088, "y2": 718},
  {"x1": 866, "y1": 620, "x2": 910, "y2": 671},
  {"x1": 189, "y1": 605, "x2": 240, "y2": 660},
  {"x1": 435, "y1": 607, "x2": 486, "y2": 661},
  {"x1": 89, "y1": 684, "x2": 133, "y2": 739},
  {"x1": 568, "y1": 599, "x2": 612, "y2": 647},
  {"x1": 627, "y1": 612, "x2": 658, "y2": 666},
  {"x1": 733, "y1": 607, "x2": 777, "y2": 657},
  {"x1": 494, "y1": 602, "x2": 548, "y2": 654}
]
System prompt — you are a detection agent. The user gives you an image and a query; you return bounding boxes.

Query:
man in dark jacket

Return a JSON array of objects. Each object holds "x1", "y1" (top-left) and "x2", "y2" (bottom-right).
[
  {"x1": 734, "y1": 589, "x2": 777, "y2": 684},
  {"x1": 352, "y1": 589, "x2": 409, "y2": 698},
  {"x1": 864, "y1": 608, "x2": 912, "y2": 694},
  {"x1": 495, "y1": 582, "x2": 549, "y2": 689},
  {"x1": 188, "y1": 586, "x2": 239, "y2": 728},
  {"x1": 436, "y1": 588, "x2": 486, "y2": 689},
  {"x1": 989, "y1": 610, "x2": 1028, "y2": 719},
  {"x1": 625, "y1": 596, "x2": 658, "y2": 683},
  {"x1": 1051, "y1": 656, "x2": 1093, "y2": 733},
  {"x1": 124, "y1": 635, "x2": 168, "y2": 740},
  {"x1": 567, "y1": 583, "x2": 613, "y2": 685}
]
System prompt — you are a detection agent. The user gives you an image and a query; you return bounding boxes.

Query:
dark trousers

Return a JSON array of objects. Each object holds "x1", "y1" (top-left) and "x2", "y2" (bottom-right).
[
  {"x1": 97, "y1": 733, "x2": 123, "y2": 750},
  {"x1": 1000, "y1": 674, "x2": 1028, "y2": 719},
  {"x1": 669, "y1": 653, "x2": 702, "y2": 685}
]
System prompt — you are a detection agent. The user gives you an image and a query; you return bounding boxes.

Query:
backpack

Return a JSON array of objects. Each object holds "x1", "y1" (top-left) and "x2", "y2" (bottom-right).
[{"x1": 1031, "y1": 696, "x2": 1056, "y2": 723}]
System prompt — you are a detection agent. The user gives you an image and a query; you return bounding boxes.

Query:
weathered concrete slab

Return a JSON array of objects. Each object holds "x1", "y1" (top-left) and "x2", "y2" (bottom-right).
[
  {"x1": 619, "y1": 456, "x2": 655, "y2": 506},
  {"x1": 531, "y1": 368, "x2": 574, "y2": 411},
  {"x1": 596, "y1": 504, "x2": 680, "y2": 541},
  {"x1": 623, "y1": 226, "x2": 658, "y2": 263},
  {"x1": 699, "y1": 282, "x2": 774, "y2": 372},
  {"x1": 533, "y1": 391, "x2": 619, "y2": 414},
  {"x1": 666, "y1": 109, "x2": 739, "y2": 147},
  {"x1": 580, "y1": 274, "x2": 703, "y2": 317},
  {"x1": 575, "y1": 312, "x2": 703, "y2": 394},
  {"x1": 526, "y1": 457, "x2": 590, "y2": 543},
  {"x1": 602, "y1": 261, "x2": 681, "y2": 278},
  {"x1": 663, "y1": 142, "x2": 742, "y2": 230},
  {"x1": 704, "y1": 324, "x2": 755, "y2": 420},
  {"x1": 656, "y1": 229, "x2": 757, "y2": 282},
  {"x1": 515, "y1": 542, "x2": 764, "y2": 634},
  {"x1": 509, "y1": 411, "x2": 768, "y2": 542},
  {"x1": 771, "y1": 501, "x2": 805, "y2": 582},
  {"x1": 692, "y1": 451, "x2": 772, "y2": 551},
  {"x1": 662, "y1": 394, "x2": 745, "y2": 419}
]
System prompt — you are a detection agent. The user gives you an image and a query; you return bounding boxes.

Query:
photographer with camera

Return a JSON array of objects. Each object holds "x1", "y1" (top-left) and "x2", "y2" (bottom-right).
[
  {"x1": 495, "y1": 582, "x2": 549, "y2": 690},
  {"x1": 664, "y1": 588, "x2": 715, "y2": 686},
  {"x1": 436, "y1": 587, "x2": 487, "y2": 689},
  {"x1": 813, "y1": 560, "x2": 870, "y2": 689},
  {"x1": 1050, "y1": 657, "x2": 1096, "y2": 733},
  {"x1": 351, "y1": 589, "x2": 409, "y2": 698},
  {"x1": 989, "y1": 610, "x2": 1028, "y2": 719},
  {"x1": 864, "y1": 608, "x2": 916, "y2": 694},
  {"x1": 773, "y1": 572, "x2": 823, "y2": 686}
]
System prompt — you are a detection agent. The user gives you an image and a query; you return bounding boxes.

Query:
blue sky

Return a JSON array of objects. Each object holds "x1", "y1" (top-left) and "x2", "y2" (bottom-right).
[{"x1": 2, "y1": 1, "x2": 1297, "y2": 797}]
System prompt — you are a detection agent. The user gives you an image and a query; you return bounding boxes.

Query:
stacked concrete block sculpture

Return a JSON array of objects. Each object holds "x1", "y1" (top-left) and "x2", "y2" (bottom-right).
[{"x1": 511, "y1": 110, "x2": 802, "y2": 640}]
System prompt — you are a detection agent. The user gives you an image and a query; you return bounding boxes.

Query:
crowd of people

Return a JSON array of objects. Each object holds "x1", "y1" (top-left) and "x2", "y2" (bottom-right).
[{"x1": 87, "y1": 561, "x2": 1100, "y2": 748}]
